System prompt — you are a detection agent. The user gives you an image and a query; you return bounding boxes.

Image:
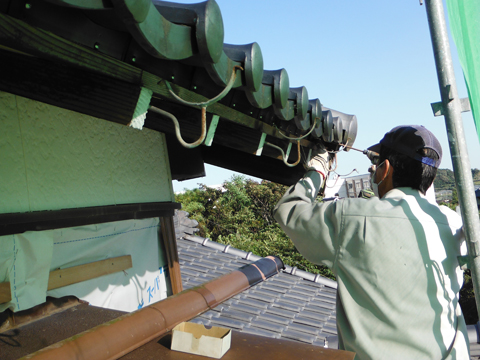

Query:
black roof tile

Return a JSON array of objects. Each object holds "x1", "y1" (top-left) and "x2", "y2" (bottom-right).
[
  {"x1": 271, "y1": 301, "x2": 303, "y2": 313},
  {"x1": 321, "y1": 325, "x2": 338, "y2": 335},
  {"x1": 199, "y1": 310, "x2": 221, "y2": 320},
  {"x1": 292, "y1": 316, "x2": 324, "y2": 328},
  {"x1": 257, "y1": 312, "x2": 291, "y2": 326},
  {"x1": 264, "y1": 307, "x2": 297, "y2": 319},
  {"x1": 250, "y1": 319, "x2": 286, "y2": 333},
  {"x1": 287, "y1": 322, "x2": 321, "y2": 336},
  {"x1": 258, "y1": 283, "x2": 289, "y2": 294},
  {"x1": 250, "y1": 289, "x2": 283, "y2": 299},
  {"x1": 228, "y1": 303, "x2": 263, "y2": 315},
  {"x1": 303, "y1": 304, "x2": 335, "y2": 316},
  {"x1": 281, "y1": 330, "x2": 316, "y2": 344},
  {"x1": 236, "y1": 298, "x2": 270, "y2": 309},
  {"x1": 210, "y1": 318, "x2": 248, "y2": 330},
  {"x1": 245, "y1": 292, "x2": 277, "y2": 303},
  {"x1": 240, "y1": 326, "x2": 280, "y2": 339},
  {"x1": 179, "y1": 267, "x2": 201, "y2": 277},
  {"x1": 221, "y1": 309, "x2": 256, "y2": 323},
  {"x1": 283, "y1": 292, "x2": 312, "y2": 302},
  {"x1": 297, "y1": 311, "x2": 329, "y2": 322}
]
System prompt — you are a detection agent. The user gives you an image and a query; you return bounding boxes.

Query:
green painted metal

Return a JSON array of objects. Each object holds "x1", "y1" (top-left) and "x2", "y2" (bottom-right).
[
  {"x1": 255, "y1": 132, "x2": 267, "y2": 156},
  {"x1": 224, "y1": 42, "x2": 264, "y2": 92},
  {"x1": 153, "y1": 0, "x2": 224, "y2": 64},
  {"x1": 115, "y1": 0, "x2": 193, "y2": 60},
  {"x1": 205, "y1": 51, "x2": 243, "y2": 88},
  {"x1": 118, "y1": 0, "x2": 151, "y2": 23},
  {"x1": 245, "y1": 83, "x2": 273, "y2": 109},
  {"x1": 285, "y1": 142, "x2": 293, "y2": 158},
  {"x1": 273, "y1": 99, "x2": 295, "y2": 121},
  {"x1": 205, "y1": 115, "x2": 220, "y2": 147},
  {"x1": 292, "y1": 87, "x2": 310, "y2": 130},
  {"x1": 133, "y1": 87, "x2": 153, "y2": 119}
]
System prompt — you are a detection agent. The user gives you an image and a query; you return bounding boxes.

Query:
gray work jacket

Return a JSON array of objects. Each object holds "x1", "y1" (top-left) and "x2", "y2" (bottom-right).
[{"x1": 273, "y1": 171, "x2": 469, "y2": 360}]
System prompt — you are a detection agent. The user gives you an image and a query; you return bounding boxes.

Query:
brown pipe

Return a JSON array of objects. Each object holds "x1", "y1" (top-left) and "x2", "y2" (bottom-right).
[{"x1": 22, "y1": 256, "x2": 284, "y2": 360}]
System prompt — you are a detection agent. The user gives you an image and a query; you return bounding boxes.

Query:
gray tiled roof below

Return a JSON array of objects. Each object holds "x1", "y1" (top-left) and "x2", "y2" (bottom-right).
[{"x1": 178, "y1": 236, "x2": 337, "y2": 346}]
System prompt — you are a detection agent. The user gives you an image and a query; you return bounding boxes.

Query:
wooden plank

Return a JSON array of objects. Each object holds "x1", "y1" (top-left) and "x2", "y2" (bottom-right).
[
  {"x1": 160, "y1": 217, "x2": 183, "y2": 295},
  {"x1": 0, "y1": 49, "x2": 140, "y2": 126},
  {"x1": 0, "y1": 202, "x2": 180, "y2": 237},
  {"x1": 47, "y1": 256, "x2": 132, "y2": 291},
  {"x1": 0, "y1": 282, "x2": 11, "y2": 303}
]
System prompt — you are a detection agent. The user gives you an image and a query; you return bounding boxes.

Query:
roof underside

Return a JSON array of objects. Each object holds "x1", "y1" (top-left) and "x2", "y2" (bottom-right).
[{"x1": 0, "y1": 0, "x2": 357, "y2": 185}]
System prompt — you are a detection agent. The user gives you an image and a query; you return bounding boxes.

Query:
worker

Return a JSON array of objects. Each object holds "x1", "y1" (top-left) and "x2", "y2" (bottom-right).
[{"x1": 273, "y1": 125, "x2": 469, "y2": 359}]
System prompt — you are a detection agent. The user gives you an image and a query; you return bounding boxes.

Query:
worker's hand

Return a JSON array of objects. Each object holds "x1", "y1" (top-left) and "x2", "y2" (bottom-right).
[{"x1": 304, "y1": 148, "x2": 332, "y2": 180}]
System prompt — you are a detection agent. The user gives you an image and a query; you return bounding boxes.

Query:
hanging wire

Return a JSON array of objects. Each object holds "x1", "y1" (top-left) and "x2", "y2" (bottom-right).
[
  {"x1": 149, "y1": 106, "x2": 207, "y2": 148},
  {"x1": 265, "y1": 141, "x2": 301, "y2": 167},
  {"x1": 277, "y1": 117, "x2": 318, "y2": 141},
  {"x1": 163, "y1": 65, "x2": 243, "y2": 107},
  {"x1": 150, "y1": 65, "x2": 243, "y2": 149}
]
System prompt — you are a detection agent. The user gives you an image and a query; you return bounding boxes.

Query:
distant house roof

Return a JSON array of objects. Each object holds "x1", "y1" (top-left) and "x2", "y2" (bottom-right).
[{"x1": 0, "y1": 0, "x2": 357, "y2": 185}]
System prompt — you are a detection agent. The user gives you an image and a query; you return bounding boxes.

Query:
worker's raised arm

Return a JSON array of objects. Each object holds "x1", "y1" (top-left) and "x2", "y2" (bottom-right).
[{"x1": 273, "y1": 151, "x2": 340, "y2": 269}]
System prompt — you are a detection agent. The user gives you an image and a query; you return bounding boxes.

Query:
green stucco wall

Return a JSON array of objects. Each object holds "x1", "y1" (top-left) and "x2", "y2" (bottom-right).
[{"x1": 0, "y1": 91, "x2": 174, "y2": 214}]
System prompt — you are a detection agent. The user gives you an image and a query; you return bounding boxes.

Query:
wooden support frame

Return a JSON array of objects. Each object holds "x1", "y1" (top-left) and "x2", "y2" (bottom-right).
[
  {"x1": 0, "y1": 256, "x2": 133, "y2": 304},
  {"x1": 160, "y1": 216, "x2": 183, "y2": 295},
  {"x1": 47, "y1": 256, "x2": 132, "y2": 291}
]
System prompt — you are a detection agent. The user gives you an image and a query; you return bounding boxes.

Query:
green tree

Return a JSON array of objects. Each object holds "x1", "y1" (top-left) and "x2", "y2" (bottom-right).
[{"x1": 175, "y1": 176, "x2": 335, "y2": 280}]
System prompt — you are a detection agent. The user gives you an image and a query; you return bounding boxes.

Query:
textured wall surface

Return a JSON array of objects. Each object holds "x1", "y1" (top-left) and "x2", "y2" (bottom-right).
[{"x1": 0, "y1": 91, "x2": 174, "y2": 213}]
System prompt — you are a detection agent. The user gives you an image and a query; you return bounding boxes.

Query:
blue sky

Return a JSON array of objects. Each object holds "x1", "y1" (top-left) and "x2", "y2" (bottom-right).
[{"x1": 172, "y1": 0, "x2": 480, "y2": 192}]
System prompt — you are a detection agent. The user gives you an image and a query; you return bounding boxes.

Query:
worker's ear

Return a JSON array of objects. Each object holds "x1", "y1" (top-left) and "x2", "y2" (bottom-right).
[{"x1": 376, "y1": 159, "x2": 391, "y2": 183}]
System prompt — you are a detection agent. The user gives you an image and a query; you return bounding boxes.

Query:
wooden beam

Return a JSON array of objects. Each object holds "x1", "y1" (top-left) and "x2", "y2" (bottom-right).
[
  {"x1": 160, "y1": 217, "x2": 183, "y2": 295},
  {"x1": 1, "y1": 256, "x2": 133, "y2": 304},
  {"x1": 0, "y1": 13, "x2": 142, "y2": 84},
  {"x1": 0, "y1": 202, "x2": 180, "y2": 237},
  {"x1": 47, "y1": 255, "x2": 132, "y2": 291},
  {"x1": 0, "y1": 281, "x2": 11, "y2": 303}
]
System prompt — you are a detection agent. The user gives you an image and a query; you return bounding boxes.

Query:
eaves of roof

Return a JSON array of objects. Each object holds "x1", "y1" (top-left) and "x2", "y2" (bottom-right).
[{"x1": 0, "y1": 0, "x2": 358, "y2": 185}]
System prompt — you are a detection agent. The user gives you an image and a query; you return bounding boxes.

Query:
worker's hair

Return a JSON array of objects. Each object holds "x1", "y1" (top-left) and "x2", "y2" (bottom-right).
[{"x1": 378, "y1": 145, "x2": 438, "y2": 195}]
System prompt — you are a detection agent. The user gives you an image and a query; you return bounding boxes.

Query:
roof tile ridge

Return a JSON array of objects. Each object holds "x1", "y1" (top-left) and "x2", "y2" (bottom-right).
[
  {"x1": 283, "y1": 265, "x2": 337, "y2": 289},
  {"x1": 183, "y1": 234, "x2": 261, "y2": 261},
  {"x1": 182, "y1": 235, "x2": 336, "y2": 288}
]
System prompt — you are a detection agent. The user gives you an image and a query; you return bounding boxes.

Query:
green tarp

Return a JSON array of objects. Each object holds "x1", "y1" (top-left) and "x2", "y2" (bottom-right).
[{"x1": 446, "y1": 0, "x2": 480, "y2": 143}]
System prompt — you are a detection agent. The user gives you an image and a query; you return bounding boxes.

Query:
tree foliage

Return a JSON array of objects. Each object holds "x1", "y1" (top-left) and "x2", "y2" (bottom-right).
[{"x1": 175, "y1": 176, "x2": 335, "y2": 280}]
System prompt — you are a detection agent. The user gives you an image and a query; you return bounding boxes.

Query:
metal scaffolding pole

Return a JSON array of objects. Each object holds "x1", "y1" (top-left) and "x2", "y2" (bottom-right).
[{"x1": 424, "y1": 0, "x2": 480, "y2": 321}]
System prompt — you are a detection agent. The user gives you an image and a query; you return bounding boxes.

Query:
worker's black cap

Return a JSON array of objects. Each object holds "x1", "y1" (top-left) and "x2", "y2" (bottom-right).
[{"x1": 368, "y1": 125, "x2": 442, "y2": 168}]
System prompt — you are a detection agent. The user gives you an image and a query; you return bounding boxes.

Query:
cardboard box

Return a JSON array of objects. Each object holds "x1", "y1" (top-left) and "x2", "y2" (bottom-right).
[{"x1": 171, "y1": 322, "x2": 232, "y2": 359}]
